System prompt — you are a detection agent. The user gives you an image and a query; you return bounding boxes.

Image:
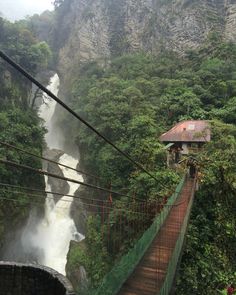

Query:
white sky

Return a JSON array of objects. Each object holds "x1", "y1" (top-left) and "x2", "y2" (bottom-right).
[{"x1": 0, "y1": 0, "x2": 54, "y2": 21}]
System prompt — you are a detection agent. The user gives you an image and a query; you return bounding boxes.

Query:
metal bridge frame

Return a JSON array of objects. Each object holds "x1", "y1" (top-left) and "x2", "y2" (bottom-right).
[{"x1": 93, "y1": 175, "x2": 195, "y2": 295}]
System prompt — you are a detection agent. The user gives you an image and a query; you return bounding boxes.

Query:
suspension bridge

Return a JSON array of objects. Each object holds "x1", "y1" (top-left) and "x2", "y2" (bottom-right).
[
  {"x1": 94, "y1": 175, "x2": 197, "y2": 295},
  {"x1": 0, "y1": 51, "x2": 199, "y2": 295},
  {"x1": 0, "y1": 143, "x2": 198, "y2": 295}
]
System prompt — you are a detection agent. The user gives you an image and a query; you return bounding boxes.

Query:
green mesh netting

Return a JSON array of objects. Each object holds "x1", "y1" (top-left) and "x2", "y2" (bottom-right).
[{"x1": 93, "y1": 176, "x2": 186, "y2": 295}]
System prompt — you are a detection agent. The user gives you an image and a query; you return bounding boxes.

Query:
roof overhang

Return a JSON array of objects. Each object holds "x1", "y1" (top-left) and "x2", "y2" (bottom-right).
[{"x1": 160, "y1": 120, "x2": 211, "y2": 143}]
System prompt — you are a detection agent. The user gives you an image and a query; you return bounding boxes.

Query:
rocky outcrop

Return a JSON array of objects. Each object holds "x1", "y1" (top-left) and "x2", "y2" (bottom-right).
[
  {"x1": 66, "y1": 240, "x2": 88, "y2": 292},
  {"x1": 43, "y1": 148, "x2": 69, "y2": 200},
  {"x1": 224, "y1": 0, "x2": 236, "y2": 41},
  {"x1": 56, "y1": 0, "x2": 110, "y2": 90},
  {"x1": 52, "y1": 0, "x2": 236, "y2": 92},
  {"x1": 50, "y1": 0, "x2": 236, "y2": 234},
  {"x1": 43, "y1": 148, "x2": 88, "y2": 234}
]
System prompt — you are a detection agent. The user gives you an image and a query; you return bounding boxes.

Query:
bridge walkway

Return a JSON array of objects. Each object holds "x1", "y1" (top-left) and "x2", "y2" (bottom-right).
[{"x1": 118, "y1": 178, "x2": 194, "y2": 295}]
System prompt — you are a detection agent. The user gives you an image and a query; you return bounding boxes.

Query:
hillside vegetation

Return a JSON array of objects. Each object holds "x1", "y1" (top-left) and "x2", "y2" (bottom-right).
[
  {"x1": 0, "y1": 7, "x2": 235, "y2": 294},
  {"x1": 0, "y1": 17, "x2": 50, "y2": 251},
  {"x1": 64, "y1": 37, "x2": 236, "y2": 293}
]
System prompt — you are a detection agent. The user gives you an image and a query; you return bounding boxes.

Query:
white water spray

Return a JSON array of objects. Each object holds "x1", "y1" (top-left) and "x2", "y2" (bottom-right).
[
  {"x1": 23, "y1": 74, "x2": 84, "y2": 275},
  {"x1": 30, "y1": 155, "x2": 84, "y2": 274},
  {"x1": 38, "y1": 74, "x2": 62, "y2": 149}
]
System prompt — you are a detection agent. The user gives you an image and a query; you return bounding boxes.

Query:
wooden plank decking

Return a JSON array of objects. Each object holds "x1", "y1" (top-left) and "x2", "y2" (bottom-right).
[{"x1": 118, "y1": 179, "x2": 194, "y2": 295}]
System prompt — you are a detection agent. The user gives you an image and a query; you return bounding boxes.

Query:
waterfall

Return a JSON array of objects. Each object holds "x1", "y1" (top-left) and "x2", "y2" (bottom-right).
[
  {"x1": 22, "y1": 74, "x2": 84, "y2": 275},
  {"x1": 38, "y1": 74, "x2": 62, "y2": 150},
  {"x1": 30, "y1": 155, "x2": 84, "y2": 274}
]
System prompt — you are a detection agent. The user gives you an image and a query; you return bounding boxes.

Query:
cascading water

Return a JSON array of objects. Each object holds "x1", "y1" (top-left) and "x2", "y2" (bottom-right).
[
  {"x1": 22, "y1": 74, "x2": 84, "y2": 275},
  {"x1": 30, "y1": 155, "x2": 84, "y2": 274},
  {"x1": 38, "y1": 74, "x2": 61, "y2": 150}
]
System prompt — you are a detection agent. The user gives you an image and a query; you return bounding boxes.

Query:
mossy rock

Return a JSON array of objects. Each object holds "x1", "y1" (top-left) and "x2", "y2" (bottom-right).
[{"x1": 66, "y1": 240, "x2": 87, "y2": 292}]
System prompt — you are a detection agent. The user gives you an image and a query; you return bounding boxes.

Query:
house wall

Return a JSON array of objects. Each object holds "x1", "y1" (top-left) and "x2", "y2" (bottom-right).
[{"x1": 181, "y1": 143, "x2": 189, "y2": 155}]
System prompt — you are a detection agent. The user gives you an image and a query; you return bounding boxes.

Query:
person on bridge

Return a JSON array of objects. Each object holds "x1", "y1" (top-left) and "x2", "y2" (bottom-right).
[{"x1": 187, "y1": 158, "x2": 196, "y2": 178}]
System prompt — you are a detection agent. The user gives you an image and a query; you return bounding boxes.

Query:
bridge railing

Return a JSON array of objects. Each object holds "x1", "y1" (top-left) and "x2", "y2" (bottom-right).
[
  {"x1": 158, "y1": 176, "x2": 197, "y2": 295},
  {"x1": 93, "y1": 176, "x2": 186, "y2": 295}
]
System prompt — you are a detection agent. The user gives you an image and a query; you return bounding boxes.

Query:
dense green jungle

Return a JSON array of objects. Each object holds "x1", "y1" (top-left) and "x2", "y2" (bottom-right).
[
  {"x1": 0, "y1": 4, "x2": 236, "y2": 295},
  {"x1": 0, "y1": 17, "x2": 52, "y2": 250},
  {"x1": 64, "y1": 40, "x2": 236, "y2": 294}
]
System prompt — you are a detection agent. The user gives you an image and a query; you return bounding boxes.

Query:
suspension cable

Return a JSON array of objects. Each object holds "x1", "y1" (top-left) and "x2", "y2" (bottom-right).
[
  {"x1": 0, "y1": 141, "x2": 167, "y2": 200},
  {"x1": 0, "y1": 182, "x2": 150, "y2": 204},
  {"x1": 0, "y1": 158, "x2": 127, "y2": 197},
  {"x1": 0, "y1": 190, "x2": 154, "y2": 215},
  {"x1": 0, "y1": 188, "x2": 187, "y2": 216},
  {"x1": 0, "y1": 159, "x2": 157, "y2": 202},
  {"x1": 0, "y1": 140, "x2": 101, "y2": 181}
]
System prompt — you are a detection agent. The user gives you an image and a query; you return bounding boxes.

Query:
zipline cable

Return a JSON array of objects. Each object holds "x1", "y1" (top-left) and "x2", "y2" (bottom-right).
[
  {"x1": 0, "y1": 142, "x2": 158, "y2": 200},
  {"x1": 0, "y1": 158, "x2": 127, "y2": 197},
  {"x1": 0, "y1": 159, "x2": 148, "y2": 201},
  {"x1": 0, "y1": 50, "x2": 169, "y2": 190},
  {"x1": 0, "y1": 142, "x2": 147, "y2": 200}
]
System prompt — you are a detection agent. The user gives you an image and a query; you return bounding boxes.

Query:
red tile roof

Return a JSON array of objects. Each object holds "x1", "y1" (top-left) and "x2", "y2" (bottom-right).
[{"x1": 160, "y1": 120, "x2": 210, "y2": 143}]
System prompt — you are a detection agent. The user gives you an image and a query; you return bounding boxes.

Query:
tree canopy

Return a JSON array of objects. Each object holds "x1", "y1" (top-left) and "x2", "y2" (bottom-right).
[
  {"x1": 64, "y1": 40, "x2": 236, "y2": 291},
  {"x1": 0, "y1": 16, "x2": 47, "y2": 253}
]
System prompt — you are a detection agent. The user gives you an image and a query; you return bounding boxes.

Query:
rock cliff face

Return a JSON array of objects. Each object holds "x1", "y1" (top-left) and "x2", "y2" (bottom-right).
[
  {"x1": 54, "y1": 0, "x2": 236, "y2": 85},
  {"x1": 225, "y1": 0, "x2": 236, "y2": 41}
]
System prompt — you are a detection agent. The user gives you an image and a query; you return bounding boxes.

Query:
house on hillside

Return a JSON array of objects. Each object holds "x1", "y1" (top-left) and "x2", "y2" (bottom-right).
[{"x1": 160, "y1": 120, "x2": 210, "y2": 167}]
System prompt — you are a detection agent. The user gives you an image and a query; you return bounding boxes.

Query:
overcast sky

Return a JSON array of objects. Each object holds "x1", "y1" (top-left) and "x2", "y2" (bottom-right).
[{"x1": 0, "y1": 0, "x2": 54, "y2": 21}]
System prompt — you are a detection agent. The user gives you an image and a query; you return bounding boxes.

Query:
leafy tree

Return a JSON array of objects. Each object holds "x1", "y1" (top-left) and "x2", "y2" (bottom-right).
[
  {"x1": 0, "y1": 16, "x2": 46, "y2": 255},
  {"x1": 67, "y1": 216, "x2": 111, "y2": 290},
  {"x1": 176, "y1": 121, "x2": 236, "y2": 294},
  {"x1": 63, "y1": 42, "x2": 236, "y2": 290},
  {"x1": 211, "y1": 97, "x2": 236, "y2": 124}
]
